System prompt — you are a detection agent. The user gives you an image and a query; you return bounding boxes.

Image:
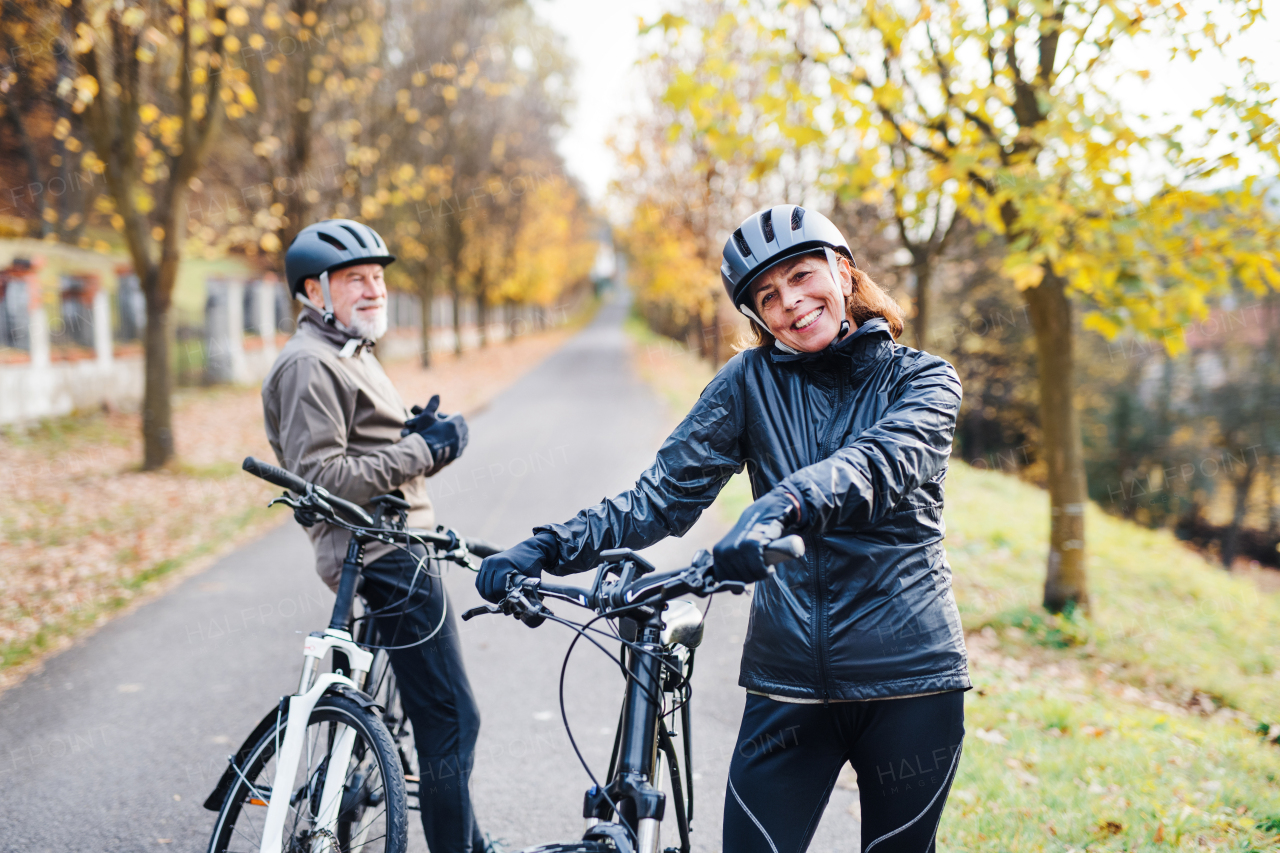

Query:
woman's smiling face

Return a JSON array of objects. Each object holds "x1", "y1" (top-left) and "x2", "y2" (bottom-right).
[{"x1": 750, "y1": 252, "x2": 853, "y2": 352}]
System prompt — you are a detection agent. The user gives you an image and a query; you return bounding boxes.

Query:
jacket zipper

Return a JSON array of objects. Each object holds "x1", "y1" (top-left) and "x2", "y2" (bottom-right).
[{"x1": 815, "y1": 374, "x2": 847, "y2": 705}]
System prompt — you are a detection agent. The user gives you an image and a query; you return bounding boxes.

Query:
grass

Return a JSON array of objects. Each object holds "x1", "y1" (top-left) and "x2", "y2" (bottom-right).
[
  {"x1": 623, "y1": 315, "x2": 1280, "y2": 852},
  {"x1": 944, "y1": 462, "x2": 1280, "y2": 725},
  {"x1": 0, "y1": 504, "x2": 264, "y2": 672}
]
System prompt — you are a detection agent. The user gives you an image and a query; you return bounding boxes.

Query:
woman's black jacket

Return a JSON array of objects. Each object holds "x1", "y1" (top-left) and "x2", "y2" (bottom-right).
[{"x1": 535, "y1": 318, "x2": 971, "y2": 702}]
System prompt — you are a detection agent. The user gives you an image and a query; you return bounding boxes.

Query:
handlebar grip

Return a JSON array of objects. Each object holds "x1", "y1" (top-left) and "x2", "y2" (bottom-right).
[
  {"x1": 764, "y1": 535, "x2": 805, "y2": 566},
  {"x1": 243, "y1": 456, "x2": 310, "y2": 494},
  {"x1": 243, "y1": 456, "x2": 374, "y2": 527},
  {"x1": 466, "y1": 538, "x2": 504, "y2": 559}
]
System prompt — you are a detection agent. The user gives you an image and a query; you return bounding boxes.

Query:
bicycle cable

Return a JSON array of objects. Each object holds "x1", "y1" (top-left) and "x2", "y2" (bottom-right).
[
  {"x1": 535, "y1": 600, "x2": 697, "y2": 828},
  {"x1": 353, "y1": 543, "x2": 452, "y2": 651}
]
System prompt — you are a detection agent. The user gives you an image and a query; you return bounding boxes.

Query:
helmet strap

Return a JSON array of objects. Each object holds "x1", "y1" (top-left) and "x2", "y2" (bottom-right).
[
  {"x1": 318, "y1": 269, "x2": 336, "y2": 325},
  {"x1": 293, "y1": 291, "x2": 324, "y2": 314},
  {"x1": 293, "y1": 270, "x2": 340, "y2": 325},
  {"x1": 738, "y1": 302, "x2": 766, "y2": 329},
  {"x1": 824, "y1": 246, "x2": 846, "y2": 297}
]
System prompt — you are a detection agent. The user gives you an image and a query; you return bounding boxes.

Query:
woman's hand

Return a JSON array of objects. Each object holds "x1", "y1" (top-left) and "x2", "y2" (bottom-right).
[
  {"x1": 475, "y1": 533, "x2": 560, "y2": 603},
  {"x1": 713, "y1": 488, "x2": 801, "y2": 583}
]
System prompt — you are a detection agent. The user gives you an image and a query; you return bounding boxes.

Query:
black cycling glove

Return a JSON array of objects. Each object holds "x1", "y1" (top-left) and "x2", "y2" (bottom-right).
[
  {"x1": 402, "y1": 394, "x2": 469, "y2": 470},
  {"x1": 476, "y1": 532, "x2": 560, "y2": 604},
  {"x1": 712, "y1": 487, "x2": 801, "y2": 584}
]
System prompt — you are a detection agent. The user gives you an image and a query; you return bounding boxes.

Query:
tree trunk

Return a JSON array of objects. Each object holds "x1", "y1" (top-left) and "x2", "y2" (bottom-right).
[
  {"x1": 141, "y1": 288, "x2": 174, "y2": 469},
  {"x1": 1221, "y1": 460, "x2": 1258, "y2": 569},
  {"x1": 1024, "y1": 265, "x2": 1089, "y2": 613},
  {"x1": 417, "y1": 277, "x2": 433, "y2": 368},
  {"x1": 1268, "y1": 454, "x2": 1279, "y2": 537},
  {"x1": 451, "y1": 284, "x2": 463, "y2": 356},
  {"x1": 912, "y1": 256, "x2": 932, "y2": 351},
  {"x1": 2, "y1": 95, "x2": 49, "y2": 236}
]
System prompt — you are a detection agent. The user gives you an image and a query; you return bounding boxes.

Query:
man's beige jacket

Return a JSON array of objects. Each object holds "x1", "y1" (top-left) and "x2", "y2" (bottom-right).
[{"x1": 262, "y1": 310, "x2": 435, "y2": 589}]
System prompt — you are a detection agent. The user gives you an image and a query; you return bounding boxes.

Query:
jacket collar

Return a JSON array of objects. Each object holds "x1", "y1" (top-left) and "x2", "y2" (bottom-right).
[
  {"x1": 298, "y1": 308, "x2": 375, "y2": 358},
  {"x1": 769, "y1": 316, "x2": 893, "y2": 368}
]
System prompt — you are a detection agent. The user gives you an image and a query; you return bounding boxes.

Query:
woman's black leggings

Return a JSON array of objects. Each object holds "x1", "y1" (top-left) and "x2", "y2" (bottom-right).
[{"x1": 723, "y1": 691, "x2": 965, "y2": 853}]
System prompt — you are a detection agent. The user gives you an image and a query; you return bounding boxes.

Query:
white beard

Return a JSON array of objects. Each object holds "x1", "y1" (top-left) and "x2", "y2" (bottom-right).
[{"x1": 346, "y1": 306, "x2": 388, "y2": 341}]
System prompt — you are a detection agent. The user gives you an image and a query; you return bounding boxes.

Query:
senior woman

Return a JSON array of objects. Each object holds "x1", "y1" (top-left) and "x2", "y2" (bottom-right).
[{"x1": 477, "y1": 205, "x2": 969, "y2": 853}]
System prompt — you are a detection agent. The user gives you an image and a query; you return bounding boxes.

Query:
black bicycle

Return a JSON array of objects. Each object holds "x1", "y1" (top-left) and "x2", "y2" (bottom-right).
[
  {"x1": 203, "y1": 456, "x2": 500, "y2": 853},
  {"x1": 463, "y1": 534, "x2": 805, "y2": 853}
]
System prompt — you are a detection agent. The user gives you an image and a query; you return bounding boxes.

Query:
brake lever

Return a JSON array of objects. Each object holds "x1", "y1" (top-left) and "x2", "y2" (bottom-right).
[
  {"x1": 710, "y1": 579, "x2": 748, "y2": 596},
  {"x1": 509, "y1": 581, "x2": 551, "y2": 628},
  {"x1": 268, "y1": 492, "x2": 324, "y2": 528},
  {"x1": 267, "y1": 494, "x2": 300, "y2": 510},
  {"x1": 461, "y1": 604, "x2": 500, "y2": 621}
]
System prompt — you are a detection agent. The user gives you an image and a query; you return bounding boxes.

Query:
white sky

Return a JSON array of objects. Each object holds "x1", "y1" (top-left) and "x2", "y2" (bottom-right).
[
  {"x1": 535, "y1": 0, "x2": 1280, "y2": 206},
  {"x1": 532, "y1": 0, "x2": 662, "y2": 203}
]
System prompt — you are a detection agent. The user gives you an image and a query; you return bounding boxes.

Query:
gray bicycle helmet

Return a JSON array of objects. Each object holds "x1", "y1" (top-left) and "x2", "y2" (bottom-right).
[
  {"x1": 720, "y1": 204, "x2": 855, "y2": 326},
  {"x1": 285, "y1": 219, "x2": 395, "y2": 324}
]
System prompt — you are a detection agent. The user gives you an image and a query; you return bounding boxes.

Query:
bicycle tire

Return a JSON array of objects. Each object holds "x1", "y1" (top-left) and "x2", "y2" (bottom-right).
[
  {"x1": 367, "y1": 651, "x2": 419, "y2": 785},
  {"x1": 207, "y1": 693, "x2": 408, "y2": 853}
]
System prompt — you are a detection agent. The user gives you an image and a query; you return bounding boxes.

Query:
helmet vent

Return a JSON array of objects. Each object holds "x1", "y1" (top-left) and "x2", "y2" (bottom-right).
[
  {"x1": 339, "y1": 224, "x2": 368, "y2": 248},
  {"x1": 317, "y1": 232, "x2": 347, "y2": 251},
  {"x1": 760, "y1": 209, "x2": 775, "y2": 242},
  {"x1": 791, "y1": 207, "x2": 805, "y2": 230},
  {"x1": 733, "y1": 228, "x2": 751, "y2": 258}
]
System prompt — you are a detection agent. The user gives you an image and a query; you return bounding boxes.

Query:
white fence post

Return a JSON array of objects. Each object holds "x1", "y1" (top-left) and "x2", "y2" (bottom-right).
[
  {"x1": 28, "y1": 288, "x2": 49, "y2": 368},
  {"x1": 227, "y1": 279, "x2": 247, "y2": 382},
  {"x1": 93, "y1": 289, "x2": 112, "y2": 367},
  {"x1": 256, "y1": 282, "x2": 277, "y2": 361}
]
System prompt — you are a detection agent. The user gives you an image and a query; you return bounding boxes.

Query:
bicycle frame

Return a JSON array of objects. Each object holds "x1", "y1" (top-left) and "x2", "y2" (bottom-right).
[
  {"x1": 584, "y1": 603, "x2": 696, "y2": 853},
  {"x1": 210, "y1": 457, "x2": 502, "y2": 853},
  {"x1": 504, "y1": 551, "x2": 712, "y2": 853},
  {"x1": 466, "y1": 535, "x2": 803, "y2": 853},
  {"x1": 256, "y1": 533, "x2": 377, "y2": 853}
]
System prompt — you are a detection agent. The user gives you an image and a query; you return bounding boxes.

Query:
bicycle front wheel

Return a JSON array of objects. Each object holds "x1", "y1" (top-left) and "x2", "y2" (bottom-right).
[{"x1": 208, "y1": 693, "x2": 408, "y2": 853}]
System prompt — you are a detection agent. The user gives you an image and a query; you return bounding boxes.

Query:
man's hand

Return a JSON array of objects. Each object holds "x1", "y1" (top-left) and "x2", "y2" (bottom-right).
[
  {"x1": 476, "y1": 533, "x2": 560, "y2": 603},
  {"x1": 402, "y1": 394, "x2": 469, "y2": 470},
  {"x1": 712, "y1": 488, "x2": 801, "y2": 584}
]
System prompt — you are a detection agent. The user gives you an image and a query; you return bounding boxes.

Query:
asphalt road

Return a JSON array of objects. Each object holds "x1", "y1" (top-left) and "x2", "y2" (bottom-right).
[{"x1": 0, "y1": 294, "x2": 859, "y2": 852}]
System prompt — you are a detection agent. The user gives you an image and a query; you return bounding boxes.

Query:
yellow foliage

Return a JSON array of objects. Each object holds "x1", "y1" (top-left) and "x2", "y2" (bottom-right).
[
  {"x1": 496, "y1": 176, "x2": 597, "y2": 307},
  {"x1": 623, "y1": 200, "x2": 720, "y2": 327}
]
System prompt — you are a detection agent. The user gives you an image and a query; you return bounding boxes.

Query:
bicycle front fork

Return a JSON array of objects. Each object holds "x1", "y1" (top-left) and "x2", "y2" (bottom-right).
[{"x1": 257, "y1": 630, "x2": 374, "y2": 853}]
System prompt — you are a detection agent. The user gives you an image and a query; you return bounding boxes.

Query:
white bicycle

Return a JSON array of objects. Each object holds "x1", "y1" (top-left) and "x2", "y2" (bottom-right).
[{"x1": 202, "y1": 457, "x2": 499, "y2": 853}]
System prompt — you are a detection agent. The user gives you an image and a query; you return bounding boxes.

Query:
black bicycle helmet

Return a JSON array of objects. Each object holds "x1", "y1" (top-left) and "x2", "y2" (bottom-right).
[
  {"x1": 284, "y1": 219, "x2": 395, "y2": 297},
  {"x1": 720, "y1": 205, "x2": 854, "y2": 318}
]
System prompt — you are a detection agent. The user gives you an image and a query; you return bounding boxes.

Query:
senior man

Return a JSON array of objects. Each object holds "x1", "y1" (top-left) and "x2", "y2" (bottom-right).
[{"x1": 261, "y1": 218, "x2": 490, "y2": 852}]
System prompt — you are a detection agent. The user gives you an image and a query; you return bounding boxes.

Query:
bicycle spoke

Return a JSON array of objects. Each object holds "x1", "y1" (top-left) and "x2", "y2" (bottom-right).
[{"x1": 212, "y1": 694, "x2": 404, "y2": 853}]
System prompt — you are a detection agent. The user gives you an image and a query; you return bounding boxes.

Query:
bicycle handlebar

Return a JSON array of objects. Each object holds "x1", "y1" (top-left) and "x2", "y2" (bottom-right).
[
  {"x1": 242, "y1": 455, "x2": 309, "y2": 494},
  {"x1": 466, "y1": 538, "x2": 503, "y2": 559},
  {"x1": 243, "y1": 456, "x2": 374, "y2": 526},
  {"x1": 242, "y1": 456, "x2": 502, "y2": 561},
  {"x1": 464, "y1": 534, "x2": 806, "y2": 627}
]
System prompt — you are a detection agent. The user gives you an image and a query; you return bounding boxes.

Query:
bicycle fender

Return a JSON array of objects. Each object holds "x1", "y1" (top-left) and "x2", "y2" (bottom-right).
[
  {"x1": 325, "y1": 682, "x2": 384, "y2": 714},
  {"x1": 202, "y1": 697, "x2": 288, "y2": 812}
]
